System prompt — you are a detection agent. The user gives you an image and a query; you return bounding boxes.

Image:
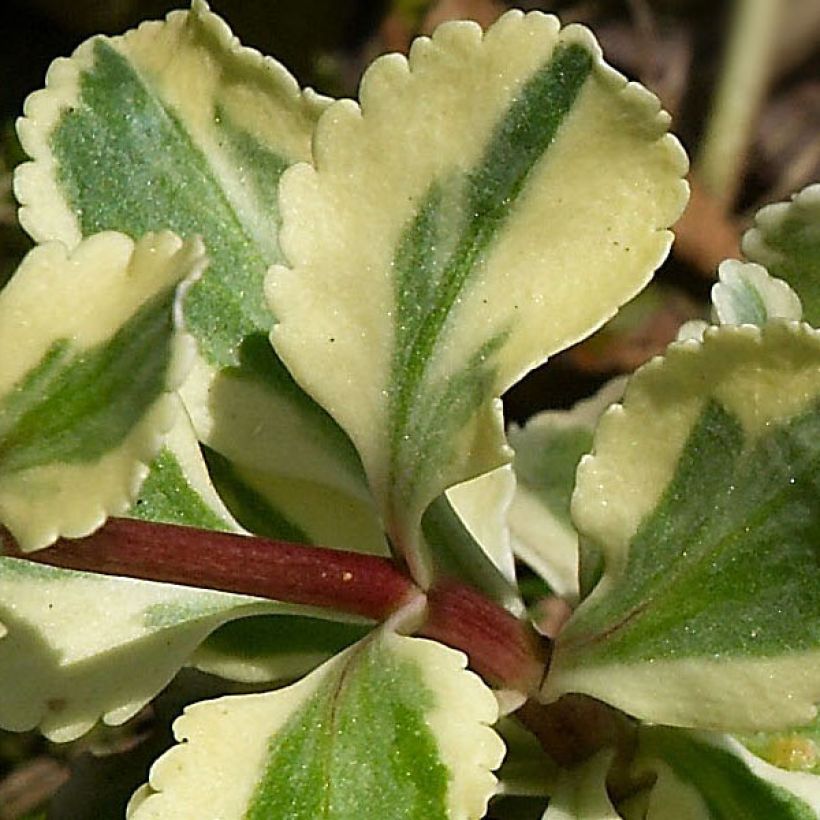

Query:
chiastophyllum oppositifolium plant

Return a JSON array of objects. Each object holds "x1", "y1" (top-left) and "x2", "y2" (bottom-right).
[{"x1": 0, "y1": 1, "x2": 818, "y2": 817}]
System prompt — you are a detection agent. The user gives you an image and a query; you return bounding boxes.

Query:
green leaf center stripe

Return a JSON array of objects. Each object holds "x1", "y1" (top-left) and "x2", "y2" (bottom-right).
[
  {"x1": 567, "y1": 397, "x2": 820, "y2": 662},
  {"x1": 647, "y1": 731, "x2": 816, "y2": 819},
  {"x1": 0, "y1": 286, "x2": 176, "y2": 473},
  {"x1": 51, "y1": 40, "x2": 283, "y2": 367},
  {"x1": 244, "y1": 640, "x2": 450, "y2": 820},
  {"x1": 388, "y1": 42, "x2": 593, "y2": 465},
  {"x1": 129, "y1": 447, "x2": 230, "y2": 530}
]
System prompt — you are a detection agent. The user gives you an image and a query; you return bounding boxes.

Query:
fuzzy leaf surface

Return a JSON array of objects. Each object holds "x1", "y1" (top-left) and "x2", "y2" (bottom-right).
[
  {"x1": 0, "y1": 231, "x2": 200, "y2": 550},
  {"x1": 0, "y1": 404, "x2": 363, "y2": 741},
  {"x1": 14, "y1": 0, "x2": 365, "y2": 502},
  {"x1": 128, "y1": 632, "x2": 504, "y2": 820},
  {"x1": 545, "y1": 323, "x2": 820, "y2": 731},
  {"x1": 0, "y1": 552, "x2": 319, "y2": 742},
  {"x1": 268, "y1": 10, "x2": 688, "y2": 584},
  {"x1": 127, "y1": 400, "x2": 240, "y2": 532},
  {"x1": 127, "y1": 411, "x2": 368, "y2": 688}
]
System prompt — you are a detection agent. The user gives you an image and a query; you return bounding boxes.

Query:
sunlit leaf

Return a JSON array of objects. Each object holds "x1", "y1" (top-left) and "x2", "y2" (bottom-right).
[
  {"x1": 268, "y1": 10, "x2": 688, "y2": 584},
  {"x1": 545, "y1": 323, "x2": 820, "y2": 731},
  {"x1": 0, "y1": 231, "x2": 200, "y2": 550},
  {"x1": 14, "y1": 0, "x2": 366, "y2": 512},
  {"x1": 711, "y1": 260, "x2": 802, "y2": 326},
  {"x1": 128, "y1": 400, "x2": 240, "y2": 532},
  {"x1": 128, "y1": 632, "x2": 504, "y2": 819},
  {"x1": 678, "y1": 259, "x2": 803, "y2": 343},
  {"x1": 0, "y1": 553, "x2": 319, "y2": 741}
]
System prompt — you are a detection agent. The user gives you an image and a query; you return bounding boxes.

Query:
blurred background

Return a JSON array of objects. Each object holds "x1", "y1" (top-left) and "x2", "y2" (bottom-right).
[{"x1": 0, "y1": 1, "x2": 817, "y2": 817}]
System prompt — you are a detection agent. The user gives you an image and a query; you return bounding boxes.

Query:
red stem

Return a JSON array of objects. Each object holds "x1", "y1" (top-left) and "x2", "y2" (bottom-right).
[
  {"x1": 1, "y1": 519, "x2": 550, "y2": 693},
  {"x1": 420, "y1": 580, "x2": 549, "y2": 694},
  {"x1": 1, "y1": 518, "x2": 417, "y2": 622}
]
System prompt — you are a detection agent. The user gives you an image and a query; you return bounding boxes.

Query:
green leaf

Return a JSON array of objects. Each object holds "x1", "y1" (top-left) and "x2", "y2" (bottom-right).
[
  {"x1": 128, "y1": 632, "x2": 504, "y2": 819},
  {"x1": 743, "y1": 184, "x2": 820, "y2": 326},
  {"x1": 14, "y1": 0, "x2": 366, "y2": 509},
  {"x1": 542, "y1": 751, "x2": 619, "y2": 819},
  {"x1": 0, "y1": 231, "x2": 201, "y2": 550},
  {"x1": 508, "y1": 378, "x2": 625, "y2": 601},
  {"x1": 493, "y1": 718, "x2": 558, "y2": 799},
  {"x1": 633, "y1": 728, "x2": 820, "y2": 819},
  {"x1": 544, "y1": 323, "x2": 820, "y2": 731},
  {"x1": 128, "y1": 402, "x2": 240, "y2": 532},
  {"x1": 268, "y1": 11, "x2": 688, "y2": 584}
]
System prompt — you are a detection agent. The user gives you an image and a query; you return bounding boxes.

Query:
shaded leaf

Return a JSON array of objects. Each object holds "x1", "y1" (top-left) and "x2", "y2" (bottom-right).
[
  {"x1": 634, "y1": 728, "x2": 820, "y2": 819},
  {"x1": 743, "y1": 184, "x2": 820, "y2": 326}
]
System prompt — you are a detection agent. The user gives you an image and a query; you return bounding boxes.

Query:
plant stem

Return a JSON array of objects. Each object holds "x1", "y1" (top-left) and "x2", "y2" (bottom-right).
[
  {"x1": 1, "y1": 518, "x2": 417, "y2": 622},
  {"x1": 420, "y1": 580, "x2": 549, "y2": 694},
  {"x1": 1, "y1": 518, "x2": 551, "y2": 693},
  {"x1": 516, "y1": 695, "x2": 635, "y2": 770},
  {"x1": 696, "y1": 0, "x2": 784, "y2": 209}
]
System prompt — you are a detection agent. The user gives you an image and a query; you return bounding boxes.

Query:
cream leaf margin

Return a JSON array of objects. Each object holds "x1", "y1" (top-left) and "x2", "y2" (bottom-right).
[
  {"x1": 127, "y1": 632, "x2": 504, "y2": 820},
  {"x1": 0, "y1": 231, "x2": 202, "y2": 550}
]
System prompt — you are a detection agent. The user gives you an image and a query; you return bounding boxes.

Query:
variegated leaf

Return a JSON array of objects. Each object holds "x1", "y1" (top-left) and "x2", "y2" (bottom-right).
[
  {"x1": 542, "y1": 751, "x2": 619, "y2": 819},
  {"x1": 128, "y1": 632, "x2": 504, "y2": 820},
  {"x1": 633, "y1": 729, "x2": 820, "y2": 819},
  {"x1": 0, "y1": 395, "x2": 366, "y2": 740},
  {"x1": 0, "y1": 552, "x2": 317, "y2": 742},
  {"x1": 191, "y1": 615, "x2": 371, "y2": 686},
  {"x1": 203, "y1": 448, "x2": 388, "y2": 554},
  {"x1": 267, "y1": 10, "x2": 688, "y2": 584},
  {"x1": 127, "y1": 411, "x2": 371, "y2": 690},
  {"x1": 128, "y1": 398, "x2": 241, "y2": 532},
  {"x1": 712, "y1": 260, "x2": 803, "y2": 327},
  {"x1": 14, "y1": 0, "x2": 366, "y2": 505},
  {"x1": 677, "y1": 259, "x2": 803, "y2": 343},
  {"x1": 508, "y1": 378, "x2": 625, "y2": 602},
  {"x1": 0, "y1": 231, "x2": 201, "y2": 551},
  {"x1": 446, "y1": 466, "x2": 517, "y2": 586},
  {"x1": 545, "y1": 323, "x2": 820, "y2": 731},
  {"x1": 743, "y1": 184, "x2": 820, "y2": 326},
  {"x1": 185, "y1": 344, "x2": 518, "y2": 603}
]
